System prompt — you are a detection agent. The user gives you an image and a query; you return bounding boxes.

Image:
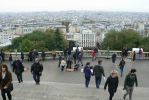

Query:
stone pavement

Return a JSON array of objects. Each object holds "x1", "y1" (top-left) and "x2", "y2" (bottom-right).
[
  {"x1": 1, "y1": 58, "x2": 149, "y2": 100},
  {"x1": 12, "y1": 81, "x2": 149, "y2": 100}
]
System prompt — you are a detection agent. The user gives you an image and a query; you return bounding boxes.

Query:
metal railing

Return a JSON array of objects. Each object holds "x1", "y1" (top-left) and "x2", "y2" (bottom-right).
[{"x1": 2, "y1": 50, "x2": 149, "y2": 61}]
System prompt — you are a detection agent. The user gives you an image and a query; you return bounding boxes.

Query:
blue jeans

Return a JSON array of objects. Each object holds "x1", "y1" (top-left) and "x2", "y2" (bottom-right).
[
  {"x1": 85, "y1": 76, "x2": 91, "y2": 88},
  {"x1": 95, "y1": 77, "x2": 101, "y2": 88}
]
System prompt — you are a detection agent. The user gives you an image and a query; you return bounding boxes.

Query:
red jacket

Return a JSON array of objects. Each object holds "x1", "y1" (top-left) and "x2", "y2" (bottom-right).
[{"x1": 92, "y1": 50, "x2": 96, "y2": 57}]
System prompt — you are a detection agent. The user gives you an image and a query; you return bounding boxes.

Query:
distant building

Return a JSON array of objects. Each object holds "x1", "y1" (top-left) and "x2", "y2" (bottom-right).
[
  {"x1": 137, "y1": 22, "x2": 145, "y2": 36},
  {"x1": 79, "y1": 28, "x2": 96, "y2": 48},
  {"x1": 144, "y1": 24, "x2": 149, "y2": 37},
  {"x1": 0, "y1": 28, "x2": 15, "y2": 44}
]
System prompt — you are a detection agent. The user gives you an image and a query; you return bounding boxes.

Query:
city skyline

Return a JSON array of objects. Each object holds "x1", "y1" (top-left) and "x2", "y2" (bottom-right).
[{"x1": 0, "y1": 0, "x2": 149, "y2": 13}]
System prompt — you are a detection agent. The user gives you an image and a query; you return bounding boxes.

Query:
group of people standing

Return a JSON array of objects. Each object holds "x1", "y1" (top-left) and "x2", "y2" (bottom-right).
[
  {"x1": 83, "y1": 59, "x2": 138, "y2": 100},
  {"x1": 58, "y1": 47, "x2": 84, "y2": 71}
]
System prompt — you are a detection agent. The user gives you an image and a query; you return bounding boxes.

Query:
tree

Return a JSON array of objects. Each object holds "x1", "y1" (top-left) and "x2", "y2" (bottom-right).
[
  {"x1": 5, "y1": 29, "x2": 67, "y2": 52},
  {"x1": 141, "y1": 37, "x2": 149, "y2": 51},
  {"x1": 101, "y1": 29, "x2": 142, "y2": 50},
  {"x1": 50, "y1": 29, "x2": 67, "y2": 50}
]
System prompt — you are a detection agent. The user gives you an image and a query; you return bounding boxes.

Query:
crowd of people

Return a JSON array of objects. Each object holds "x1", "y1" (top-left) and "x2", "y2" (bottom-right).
[{"x1": 0, "y1": 47, "x2": 141, "y2": 100}]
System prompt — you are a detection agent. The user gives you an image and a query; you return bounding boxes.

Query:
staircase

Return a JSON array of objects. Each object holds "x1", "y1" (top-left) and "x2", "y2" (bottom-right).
[{"x1": 6, "y1": 81, "x2": 149, "y2": 100}]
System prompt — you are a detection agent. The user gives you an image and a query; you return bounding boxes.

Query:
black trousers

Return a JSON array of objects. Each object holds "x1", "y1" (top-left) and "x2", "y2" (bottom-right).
[
  {"x1": 85, "y1": 76, "x2": 91, "y2": 87},
  {"x1": 109, "y1": 91, "x2": 115, "y2": 100},
  {"x1": 1, "y1": 89, "x2": 12, "y2": 100},
  {"x1": 33, "y1": 73, "x2": 40, "y2": 84},
  {"x1": 16, "y1": 72, "x2": 23, "y2": 83}
]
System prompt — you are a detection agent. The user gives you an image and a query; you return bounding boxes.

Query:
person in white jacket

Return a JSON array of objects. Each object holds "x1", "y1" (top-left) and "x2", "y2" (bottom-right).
[{"x1": 60, "y1": 58, "x2": 66, "y2": 71}]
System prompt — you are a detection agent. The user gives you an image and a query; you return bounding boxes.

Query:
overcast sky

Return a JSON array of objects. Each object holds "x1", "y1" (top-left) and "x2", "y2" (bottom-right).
[{"x1": 0, "y1": 0, "x2": 149, "y2": 12}]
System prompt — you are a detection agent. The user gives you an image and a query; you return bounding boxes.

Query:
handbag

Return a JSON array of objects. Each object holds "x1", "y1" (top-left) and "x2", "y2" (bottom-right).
[{"x1": 6, "y1": 83, "x2": 13, "y2": 92}]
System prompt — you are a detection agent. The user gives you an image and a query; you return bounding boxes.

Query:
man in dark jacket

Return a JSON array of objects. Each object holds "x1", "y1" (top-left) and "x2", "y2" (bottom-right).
[
  {"x1": 112, "y1": 53, "x2": 117, "y2": 65},
  {"x1": 93, "y1": 60, "x2": 105, "y2": 88},
  {"x1": 123, "y1": 68, "x2": 138, "y2": 100},
  {"x1": 12, "y1": 58, "x2": 24, "y2": 83},
  {"x1": 31, "y1": 58, "x2": 43, "y2": 85},
  {"x1": 21, "y1": 51, "x2": 24, "y2": 63},
  {"x1": 41, "y1": 49, "x2": 46, "y2": 61}
]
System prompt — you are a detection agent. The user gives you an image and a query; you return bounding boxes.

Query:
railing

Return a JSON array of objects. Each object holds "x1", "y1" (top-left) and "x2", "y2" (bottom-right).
[{"x1": 2, "y1": 50, "x2": 149, "y2": 61}]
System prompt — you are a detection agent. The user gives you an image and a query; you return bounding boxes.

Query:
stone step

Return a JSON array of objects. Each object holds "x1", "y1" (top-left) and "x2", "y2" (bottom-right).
[{"x1": 3, "y1": 81, "x2": 148, "y2": 100}]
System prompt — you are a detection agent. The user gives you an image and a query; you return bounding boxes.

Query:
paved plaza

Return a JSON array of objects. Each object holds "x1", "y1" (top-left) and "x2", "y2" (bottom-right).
[{"x1": 1, "y1": 58, "x2": 149, "y2": 100}]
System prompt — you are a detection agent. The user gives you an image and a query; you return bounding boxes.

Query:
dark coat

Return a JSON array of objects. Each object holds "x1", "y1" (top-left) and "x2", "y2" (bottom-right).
[
  {"x1": 124, "y1": 73, "x2": 138, "y2": 88},
  {"x1": 119, "y1": 60, "x2": 125, "y2": 68},
  {"x1": 21, "y1": 52, "x2": 24, "y2": 59},
  {"x1": 31, "y1": 62, "x2": 43, "y2": 74},
  {"x1": 112, "y1": 54, "x2": 117, "y2": 63},
  {"x1": 93, "y1": 65, "x2": 105, "y2": 78},
  {"x1": 0, "y1": 71, "x2": 12, "y2": 90},
  {"x1": 84, "y1": 66, "x2": 92, "y2": 77},
  {"x1": 12, "y1": 60, "x2": 24, "y2": 74},
  {"x1": 41, "y1": 51, "x2": 46, "y2": 57},
  {"x1": 104, "y1": 75, "x2": 119, "y2": 93}
]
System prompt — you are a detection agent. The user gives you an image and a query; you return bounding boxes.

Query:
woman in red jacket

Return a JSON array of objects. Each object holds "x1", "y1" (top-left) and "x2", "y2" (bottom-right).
[{"x1": 92, "y1": 49, "x2": 96, "y2": 61}]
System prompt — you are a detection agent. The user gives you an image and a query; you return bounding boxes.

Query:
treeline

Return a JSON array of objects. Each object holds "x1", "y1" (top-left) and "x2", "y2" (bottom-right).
[
  {"x1": 4, "y1": 29, "x2": 67, "y2": 52},
  {"x1": 3, "y1": 28, "x2": 149, "y2": 52},
  {"x1": 101, "y1": 29, "x2": 149, "y2": 51}
]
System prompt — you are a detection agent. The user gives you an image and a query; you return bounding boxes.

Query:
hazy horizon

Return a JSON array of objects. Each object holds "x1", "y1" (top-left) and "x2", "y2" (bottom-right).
[{"x1": 0, "y1": 0, "x2": 149, "y2": 13}]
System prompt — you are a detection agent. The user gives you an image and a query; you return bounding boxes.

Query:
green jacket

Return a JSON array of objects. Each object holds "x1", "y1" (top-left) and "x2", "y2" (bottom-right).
[{"x1": 124, "y1": 73, "x2": 138, "y2": 89}]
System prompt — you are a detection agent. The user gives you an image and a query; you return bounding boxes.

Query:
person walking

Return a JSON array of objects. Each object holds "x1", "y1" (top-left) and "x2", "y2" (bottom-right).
[
  {"x1": 104, "y1": 70, "x2": 119, "y2": 100},
  {"x1": 8, "y1": 54, "x2": 13, "y2": 69},
  {"x1": 77, "y1": 52, "x2": 83, "y2": 66},
  {"x1": 83, "y1": 62, "x2": 92, "y2": 88},
  {"x1": 93, "y1": 60, "x2": 105, "y2": 88},
  {"x1": 123, "y1": 68, "x2": 138, "y2": 100},
  {"x1": 132, "y1": 51, "x2": 136, "y2": 62},
  {"x1": 119, "y1": 58, "x2": 126, "y2": 77},
  {"x1": 12, "y1": 58, "x2": 24, "y2": 83},
  {"x1": 31, "y1": 58, "x2": 43, "y2": 85},
  {"x1": 41, "y1": 49, "x2": 46, "y2": 61},
  {"x1": 0, "y1": 64, "x2": 13, "y2": 100},
  {"x1": 112, "y1": 53, "x2": 117, "y2": 65},
  {"x1": 21, "y1": 51, "x2": 24, "y2": 63}
]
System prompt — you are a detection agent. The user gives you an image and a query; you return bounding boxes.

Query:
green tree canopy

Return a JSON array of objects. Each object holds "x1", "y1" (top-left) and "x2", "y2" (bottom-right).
[
  {"x1": 6, "y1": 29, "x2": 67, "y2": 52},
  {"x1": 140, "y1": 37, "x2": 149, "y2": 51},
  {"x1": 101, "y1": 29, "x2": 142, "y2": 50}
]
